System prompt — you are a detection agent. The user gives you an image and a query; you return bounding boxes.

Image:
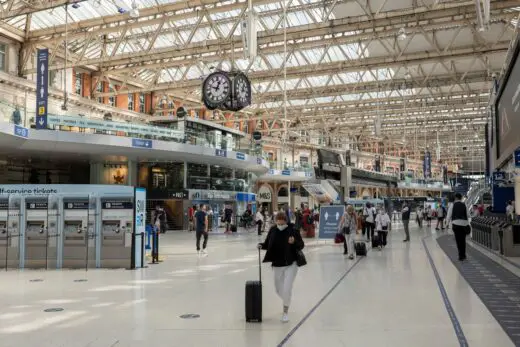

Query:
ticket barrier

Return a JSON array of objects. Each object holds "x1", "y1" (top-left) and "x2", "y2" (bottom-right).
[
  {"x1": 100, "y1": 199, "x2": 133, "y2": 268},
  {"x1": 503, "y1": 224, "x2": 520, "y2": 257},
  {"x1": 0, "y1": 198, "x2": 21, "y2": 269},
  {"x1": 63, "y1": 200, "x2": 95, "y2": 268}
]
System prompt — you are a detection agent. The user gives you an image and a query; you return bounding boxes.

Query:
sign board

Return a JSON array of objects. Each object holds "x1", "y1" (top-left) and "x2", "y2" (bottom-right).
[
  {"x1": 101, "y1": 201, "x2": 133, "y2": 209},
  {"x1": 14, "y1": 125, "x2": 29, "y2": 138},
  {"x1": 215, "y1": 149, "x2": 227, "y2": 157},
  {"x1": 236, "y1": 152, "x2": 246, "y2": 160},
  {"x1": 35, "y1": 49, "x2": 49, "y2": 129},
  {"x1": 318, "y1": 205, "x2": 344, "y2": 239},
  {"x1": 0, "y1": 184, "x2": 134, "y2": 197},
  {"x1": 176, "y1": 106, "x2": 187, "y2": 118},
  {"x1": 423, "y1": 151, "x2": 431, "y2": 179},
  {"x1": 492, "y1": 171, "x2": 506, "y2": 182},
  {"x1": 134, "y1": 187, "x2": 146, "y2": 269},
  {"x1": 256, "y1": 157, "x2": 262, "y2": 165},
  {"x1": 170, "y1": 190, "x2": 188, "y2": 199},
  {"x1": 26, "y1": 202, "x2": 48, "y2": 210},
  {"x1": 281, "y1": 170, "x2": 291, "y2": 176},
  {"x1": 132, "y1": 138, "x2": 152, "y2": 149},
  {"x1": 515, "y1": 148, "x2": 520, "y2": 168},
  {"x1": 63, "y1": 201, "x2": 89, "y2": 209},
  {"x1": 257, "y1": 185, "x2": 272, "y2": 202}
]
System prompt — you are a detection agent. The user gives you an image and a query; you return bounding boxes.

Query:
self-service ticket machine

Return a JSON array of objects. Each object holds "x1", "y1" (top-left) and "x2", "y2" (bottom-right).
[
  {"x1": 62, "y1": 199, "x2": 93, "y2": 268},
  {"x1": 0, "y1": 198, "x2": 22, "y2": 268},
  {"x1": 24, "y1": 199, "x2": 50, "y2": 268},
  {"x1": 100, "y1": 199, "x2": 133, "y2": 268}
]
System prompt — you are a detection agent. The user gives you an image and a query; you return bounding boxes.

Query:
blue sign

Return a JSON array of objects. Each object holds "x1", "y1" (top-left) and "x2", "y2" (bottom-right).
[
  {"x1": 515, "y1": 149, "x2": 520, "y2": 168},
  {"x1": 257, "y1": 157, "x2": 262, "y2": 165},
  {"x1": 215, "y1": 149, "x2": 227, "y2": 157},
  {"x1": 423, "y1": 151, "x2": 431, "y2": 179},
  {"x1": 236, "y1": 192, "x2": 256, "y2": 202},
  {"x1": 281, "y1": 170, "x2": 291, "y2": 176},
  {"x1": 492, "y1": 171, "x2": 506, "y2": 182},
  {"x1": 35, "y1": 49, "x2": 49, "y2": 130},
  {"x1": 318, "y1": 206, "x2": 345, "y2": 239},
  {"x1": 236, "y1": 152, "x2": 245, "y2": 160},
  {"x1": 13, "y1": 125, "x2": 28, "y2": 138},
  {"x1": 305, "y1": 172, "x2": 312, "y2": 177},
  {"x1": 132, "y1": 138, "x2": 152, "y2": 148}
]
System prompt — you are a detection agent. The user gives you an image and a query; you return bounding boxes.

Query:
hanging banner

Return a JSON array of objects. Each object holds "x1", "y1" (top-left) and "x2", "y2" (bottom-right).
[
  {"x1": 423, "y1": 151, "x2": 431, "y2": 179},
  {"x1": 35, "y1": 49, "x2": 49, "y2": 129},
  {"x1": 374, "y1": 155, "x2": 381, "y2": 172},
  {"x1": 442, "y1": 165, "x2": 448, "y2": 185}
]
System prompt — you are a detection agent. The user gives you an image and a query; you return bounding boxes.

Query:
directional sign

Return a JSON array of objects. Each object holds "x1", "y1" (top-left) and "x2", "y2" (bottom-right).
[
  {"x1": 35, "y1": 49, "x2": 49, "y2": 130},
  {"x1": 215, "y1": 149, "x2": 227, "y2": 157},
  {"x1": 132, "y1": 138, "x2": 152, "y2": 149},
  {"x1": 515, "y1": 148, "x2": 520, "y2": 168},
  {"x1": 13, "y1": 125, "x2": 29, "y2": 138},
  {"x1": 236, "y1": 152, "x2": 245, "y2": 160},
  {"x1": 318, "y1": 205, "x2": 345, "y2": 239},
  {"x1": 281, "y1": 170, "x2": 291, "y2": 176}
]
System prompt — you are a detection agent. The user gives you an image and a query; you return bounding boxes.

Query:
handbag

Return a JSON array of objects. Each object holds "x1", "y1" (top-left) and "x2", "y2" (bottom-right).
[
  {"x1": 296, "y1": 250, "x2": 307, "y2": 267},
  {"x1": 334, "y1": 233, "x2": 345, "y2": 244},
  {"x1": 342, "y1": 226, "x2": 351, "y2": 235},
  {"x1": 464, "y1": 224, "x2": 471, "y2": 235},
  {"x1": 382, "y1": 225, "x2": 388, "y2": 231}
]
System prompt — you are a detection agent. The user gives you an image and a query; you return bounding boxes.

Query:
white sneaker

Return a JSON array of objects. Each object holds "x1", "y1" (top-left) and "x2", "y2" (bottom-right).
[
  {"x1": 201, "y1": 249, "x2": 208, "y2": 257},
  {"x1": 349, "y1": 254, "x2": 354, "y2": 260},
  {"x1": 281, "y1": 313, "x2": 289, "y2": 323}
]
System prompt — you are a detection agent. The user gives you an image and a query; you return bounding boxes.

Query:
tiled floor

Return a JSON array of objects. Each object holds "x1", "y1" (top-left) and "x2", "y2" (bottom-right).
[{"x1": 0, "y1": 224, "x2": 516, "y2": 347}]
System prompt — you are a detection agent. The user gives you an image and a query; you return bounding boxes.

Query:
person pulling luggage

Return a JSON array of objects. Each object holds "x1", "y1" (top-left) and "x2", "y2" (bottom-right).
[
  {"x1": 338, "y1": 205, "x2": 358, "y2": 259},
  {"x1": 258, "y1": 212, "x2": 305, "y2": 323}
]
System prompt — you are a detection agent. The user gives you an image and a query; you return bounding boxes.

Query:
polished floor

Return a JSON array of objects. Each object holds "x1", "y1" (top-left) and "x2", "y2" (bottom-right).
[{"x1": 0, "y1": 223, "x2": 517, "y2": 347}]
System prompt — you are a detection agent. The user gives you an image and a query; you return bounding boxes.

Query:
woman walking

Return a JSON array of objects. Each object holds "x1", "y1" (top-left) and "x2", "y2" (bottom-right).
[
  {"x1": 338, "y1": 205, "x2": 358, "y2": 259},
  {"x1": 375, "y1": 209, "x2": 391, "y2": 250},
  {"x1": 258, "y1": 212, "x2": 305, "y2": 323}
]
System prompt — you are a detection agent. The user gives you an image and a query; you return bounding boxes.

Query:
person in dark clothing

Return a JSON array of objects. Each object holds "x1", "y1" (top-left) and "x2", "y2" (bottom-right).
[
  {"x1": 447, "y1": 193, "x2": 470, "y2": 261},
  {"x1": 224, "y1": 206, "x2": 233, "y2": 233},
  {"x1": 194, "y1": 204, "x2": 208, "y2": 256},
  {"x1": 258, "y1": 212, "x2": 304, "y2": 323},
  {"x1": 401, "y1": 202, "x2": 411, "y2": 242}
]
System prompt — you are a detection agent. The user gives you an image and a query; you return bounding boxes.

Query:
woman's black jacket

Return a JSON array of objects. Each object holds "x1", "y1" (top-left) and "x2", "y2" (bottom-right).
[{"x1": 260, "y1": 224, "x2": 304, "y2": 267}]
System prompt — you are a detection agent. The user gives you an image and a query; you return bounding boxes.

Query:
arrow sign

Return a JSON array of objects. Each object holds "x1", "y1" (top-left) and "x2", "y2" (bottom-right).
[
  {"x1": 318, "y1": 206, "x2": 345, "y2": 240},
  {"x1": 35, "y1": 49, "x2": 48, "y2": 130}
]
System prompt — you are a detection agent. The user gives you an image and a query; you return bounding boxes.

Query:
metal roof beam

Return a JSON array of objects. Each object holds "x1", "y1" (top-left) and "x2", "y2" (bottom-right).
[{"x1": 0, "y1": 0, "x2": 88, "y2": 19}]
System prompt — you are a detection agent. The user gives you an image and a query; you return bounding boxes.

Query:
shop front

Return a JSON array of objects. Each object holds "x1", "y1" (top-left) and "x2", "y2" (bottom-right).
[{"x1": 257, "y1": 184, "x2": 274, "y2": 213}]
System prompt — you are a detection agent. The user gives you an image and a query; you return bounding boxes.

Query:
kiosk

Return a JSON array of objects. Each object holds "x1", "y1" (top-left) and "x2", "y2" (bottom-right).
[
  {"x1": 24, "y1": 199, "x2": 50, "y2": 268},
  {"x1": 62, "y1": 198, "x2": 92, "y2": 268},
  {"x1": 100, "y1": 198, "x2": 133, "y2": 268}
]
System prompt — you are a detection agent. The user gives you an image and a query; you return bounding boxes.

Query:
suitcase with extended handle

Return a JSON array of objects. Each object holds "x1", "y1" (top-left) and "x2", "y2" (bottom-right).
[{"x1": 245, "y1": 248, "x2": 262, "y2": 322}]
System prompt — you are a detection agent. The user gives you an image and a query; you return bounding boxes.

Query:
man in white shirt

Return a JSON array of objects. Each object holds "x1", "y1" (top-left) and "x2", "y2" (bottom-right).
[
  {"x1": 363, "y1": 203, "x2": 376, "y2": 241},
  {"x1": 435, "y1": 203, "x2": 446, "y2": 231}
]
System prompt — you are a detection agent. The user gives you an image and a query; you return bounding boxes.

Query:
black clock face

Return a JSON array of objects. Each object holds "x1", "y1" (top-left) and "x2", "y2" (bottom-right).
[
  {"x1": 203, "y1": 72, "x2": 231, "y2": 107},
  {"x1": 234, "y1": 74, "x2": 251, "y2": 105}
]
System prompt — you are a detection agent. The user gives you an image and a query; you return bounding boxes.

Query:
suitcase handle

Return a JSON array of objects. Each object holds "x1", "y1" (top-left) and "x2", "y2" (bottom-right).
[{"x1": 258, "y1": 247, "x2": 262, "y2": 283}]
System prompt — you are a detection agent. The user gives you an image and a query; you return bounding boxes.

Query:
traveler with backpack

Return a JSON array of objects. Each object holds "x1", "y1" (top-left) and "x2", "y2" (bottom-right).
[
  {"x1": 402, "y1": 202, "x2": 411, "y2": 242},
  {"x1": 363, "y1": 203, "x2": 376, "y2": 242},
  {"x1": 447, "y1": 193, "x2": 470, "y2": 261},
  {"x1": 338, "y1": 205, "x2": 358, "y2": 258},
  {"x1": 436, "y1": 203, "x2": 446, "y2": 231},
  {"x1": 375, "y1": 209, "x2": 391, "y2": 250}
]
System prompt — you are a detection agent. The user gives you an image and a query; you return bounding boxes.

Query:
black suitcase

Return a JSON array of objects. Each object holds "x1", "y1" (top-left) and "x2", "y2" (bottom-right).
[
  {"x1": 372, "y1": 232, "x2": 381, "y2": 248},
  {"x1": 245, "y1": 249, "x2": 262, "y2": 322},
  {"x1": 231, "y1": 224, "x2": 237, "y2": 232},
  {"x1": 355, "y1": 241, "x2": 367, "y2": 256}
]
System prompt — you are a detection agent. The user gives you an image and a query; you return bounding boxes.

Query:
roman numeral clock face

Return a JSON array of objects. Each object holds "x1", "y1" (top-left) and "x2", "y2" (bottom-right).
[
  {"x1": 234, "y1": 74, "x2": 251, "y2": 105},
  {"x1": 202, "y1": 72, "x2": 231, "y2": 109}
]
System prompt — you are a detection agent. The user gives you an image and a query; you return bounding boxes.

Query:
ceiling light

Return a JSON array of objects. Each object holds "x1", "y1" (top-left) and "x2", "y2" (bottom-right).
[
  {"x1": 129, "y1": 1, "x2": 139, "y2": 18},
  {"x1": 397, "y1": 27, "x2": 407, "y2": 41}
]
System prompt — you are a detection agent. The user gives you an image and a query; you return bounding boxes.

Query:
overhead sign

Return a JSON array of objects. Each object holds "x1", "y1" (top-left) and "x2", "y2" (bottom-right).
[
  {"x1": 492, "y1": 171, "x2": 506, "y2": 182},
  {"x1": 318, "y1": 205, "x2": 344, "y2": 239},
  {"x1": 215, "y1": 149, "x2": 227, "y2": 157},
  {"x1": 35, "y1": 49, "x2": 49, "y2": 130},
  {"x1": 13, "y1": 125, "x2": 29, "y2": 138},
  {"x1": 132, "y1": 138, "x2": 152, "y2": 149},
  {"x1": 423, "y1": 151, "x2": 432, "y2": 179},
  {"x1": 515, "y1": 148, "x2": 520, "y2": 168},
  {"x1": 257, "y1": 185, "x2": 272, "y2": 202},
  {"x1": 176, "y1": 106, "x2": 187, "y2": 118},
  {"x1": 236, "y1": 152, "x2": 246, "y2": 160}
]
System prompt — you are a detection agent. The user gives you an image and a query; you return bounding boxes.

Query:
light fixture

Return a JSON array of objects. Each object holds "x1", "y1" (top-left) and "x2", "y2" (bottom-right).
[
  {"x1": 397, "y1": 27, "x2": 407, "y2": 41},
  {"x1": 129, "y1": 1, "x2": 139, "y2": 18}
]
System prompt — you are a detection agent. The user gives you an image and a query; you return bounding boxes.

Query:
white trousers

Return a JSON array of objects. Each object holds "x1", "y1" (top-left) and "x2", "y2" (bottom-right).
[
  {"x1": 346, "y1": 233, "x2": 356, "y2": 258},
  {"x1": 273, "y1": 263, "x2": 298, "y2": 308}
]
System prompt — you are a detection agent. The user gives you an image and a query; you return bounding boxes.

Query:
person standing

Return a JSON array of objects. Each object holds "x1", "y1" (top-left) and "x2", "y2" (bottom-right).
[
  {"x1": 338, "y1": 205, "x2": 358, "y2": 259},
  {"x1": 258, "y1": 212, "x2": 304, "y2": 323},
  {"x1": 375, "y1": 208, "x2": 391, "y2": 250},
  {"x1": 402, "y1": 202, "x2": 411, "y2": 242},
  {"x1": 224, "y1": 205, "x2": 233, "y2": 233},
  {"x1": 436, "y1": 203, "x2": 446, "y2": 231},
  {"x1": 416, "y1": 206, "x2": 423, "y2": 228},
  {"x1": 447, "y1": 193, "x2": 470, "y2": 261},
  {"x1": 194, "y1": 204, "x2": 209, "y2": 256},
  {"x1": 363, "y1": 203, "x2": 376, "y2": 241},
  {"x1": 255, "y1": 208, "x2": 264, "y2": 236}
]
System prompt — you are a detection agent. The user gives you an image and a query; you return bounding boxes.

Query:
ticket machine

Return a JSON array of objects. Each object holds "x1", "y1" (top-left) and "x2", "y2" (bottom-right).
[
  {"x1": 62, "y1": 199, "x2": 91, "y2": 268},
  {"x1": 0, "y1": 197, "x2": 22, "y2": 269},
  {"x1": 25, "y1": 199, "x2": 49, "y2": 268},
  {"x1": 100, "y1": 198, "x2": 133, "y2": 268}
]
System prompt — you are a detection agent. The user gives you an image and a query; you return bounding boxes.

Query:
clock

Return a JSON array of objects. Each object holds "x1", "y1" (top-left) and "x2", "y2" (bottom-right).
[
  {"x1": 233, "y1": 73, "x2": 251, "y2": 107},
  {"x1": 202, "y1": 72, "x2": 232, "y2": 110}
]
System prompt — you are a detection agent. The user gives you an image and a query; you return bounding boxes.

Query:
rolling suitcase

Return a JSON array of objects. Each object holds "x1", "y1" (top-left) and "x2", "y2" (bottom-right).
[
  {"x1": 245, "y1": 248, "x2": 262, "y2": 322},
  {"x1": 372, "y1": 231, "x2": 381, "y2": 248},
  {"x1": 354, "y1": 241, "x2": 367, "y2": 256}
]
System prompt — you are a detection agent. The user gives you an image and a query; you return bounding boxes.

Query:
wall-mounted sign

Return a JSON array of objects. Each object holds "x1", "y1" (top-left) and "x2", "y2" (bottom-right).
[
  {"x1": 26, "y1": 202, "x2": 48, "y2": 210},
  {"x1": 236, "y1": 152, "x2": 246, "y2": 160},
  {"x1": 257, "y1": 185, "x2": 272, "y2": 202},
  {"x1": 101, "y1": 201, "x2": 133, "y2": 209},
  {"x1": 132, "y1": 138, "x2": 152, "y2": 149},
  {"x1": 35, "y1": 49, "x2": 49, "y2": 130},
  {"x1": 189, "y1": 189, "x2": 236, "y2": 201},
  {"x1": 281, "y1": 170, "x2": 291, "y2": 176},
  {"x1": 215, "y1": 149, "x2": 227, "y2": 157},
  {"x1": 63, "y1": 201, "x2": 89, "y2": 209},
  {"x1": 14, "y1": 125, "x2": 29, "y2": 138}
]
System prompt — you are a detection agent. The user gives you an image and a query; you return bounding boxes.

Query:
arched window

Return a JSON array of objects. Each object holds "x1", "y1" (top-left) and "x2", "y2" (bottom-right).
[{"x1": 278, "y1": 187, "x2": 288, "y2": 197}]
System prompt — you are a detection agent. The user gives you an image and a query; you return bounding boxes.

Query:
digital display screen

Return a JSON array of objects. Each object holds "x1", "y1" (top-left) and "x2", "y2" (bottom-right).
[{"x1": 317, "y1": 149, "x2": 340, "y2": 166}]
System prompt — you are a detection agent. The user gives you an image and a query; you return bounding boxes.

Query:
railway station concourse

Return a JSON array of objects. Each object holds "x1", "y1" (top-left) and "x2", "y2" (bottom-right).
[{"x1": 0, "y1": 1, "x2": 520, "y2": 346}]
